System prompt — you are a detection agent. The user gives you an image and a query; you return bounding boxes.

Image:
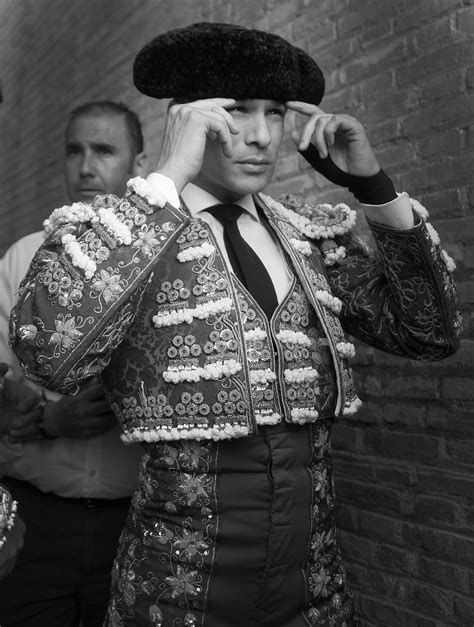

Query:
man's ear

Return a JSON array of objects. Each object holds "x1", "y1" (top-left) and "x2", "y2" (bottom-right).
[{"x1": 132, "y1": 152, "x2": 147, "y2": 177}]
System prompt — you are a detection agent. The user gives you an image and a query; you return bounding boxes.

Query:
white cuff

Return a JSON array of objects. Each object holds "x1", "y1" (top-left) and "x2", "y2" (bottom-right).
[
  {"x1": 361, "y1": 192, "x2": 415, "y2": 230},
  {"x1": 146, "y1": 173, "x2": 181, "y2": 209}
]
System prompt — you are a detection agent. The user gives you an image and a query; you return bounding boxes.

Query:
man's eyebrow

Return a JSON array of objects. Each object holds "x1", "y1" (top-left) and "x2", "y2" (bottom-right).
[{"x1": 90, "y1": 142, "x2": 116, "y2": 151}]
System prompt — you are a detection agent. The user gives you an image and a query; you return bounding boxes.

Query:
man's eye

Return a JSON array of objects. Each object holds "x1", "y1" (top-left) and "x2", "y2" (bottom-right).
[
  {"x1": 66, "y1": 147, "x2": 80, "y2": 157},
  {"x1": 268, "y1": 108, "x2": 285, "y2": 117},
  {"x1": 98, "y1": 147, "x2": 113, "y2": 155},
  {"x1": 228, "y1": 106, "x2": 246, "y2": 114}
]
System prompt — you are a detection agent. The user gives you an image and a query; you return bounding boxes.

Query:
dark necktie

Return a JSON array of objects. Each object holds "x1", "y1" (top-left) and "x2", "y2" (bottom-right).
[{"x1": 206, "y1": 203, "x2": 278, "y2": 319}]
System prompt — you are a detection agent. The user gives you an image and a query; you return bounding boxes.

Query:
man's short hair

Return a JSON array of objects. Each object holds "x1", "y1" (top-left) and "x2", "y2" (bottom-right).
[{"x1": 67, "y1": 101, "x2": 144, "y2": 155}]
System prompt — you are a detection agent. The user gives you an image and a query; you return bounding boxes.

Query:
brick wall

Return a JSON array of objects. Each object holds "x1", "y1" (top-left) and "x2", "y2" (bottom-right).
[{"x1": 0, "y1": 0, "x2": 472, "y2": 624}]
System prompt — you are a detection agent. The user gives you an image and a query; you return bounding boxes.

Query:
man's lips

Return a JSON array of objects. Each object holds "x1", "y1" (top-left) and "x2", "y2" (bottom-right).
[{"x1": 238, "y1": 158, "x2": 271, "y2": 165}]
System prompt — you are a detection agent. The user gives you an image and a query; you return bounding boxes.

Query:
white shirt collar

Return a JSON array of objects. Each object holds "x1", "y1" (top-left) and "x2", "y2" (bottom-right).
[{"x1": 181, "y1": 182, "x2": 259, "y2": 221}]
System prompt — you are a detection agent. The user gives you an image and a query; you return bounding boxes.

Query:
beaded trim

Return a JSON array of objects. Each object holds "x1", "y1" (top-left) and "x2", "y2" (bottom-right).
[
  {"x1": 0, "y1": 487, "x2": 18, "y2": 549},
  {"x1": 152, "y1": 297, "x2": 233, "y2": 328}
]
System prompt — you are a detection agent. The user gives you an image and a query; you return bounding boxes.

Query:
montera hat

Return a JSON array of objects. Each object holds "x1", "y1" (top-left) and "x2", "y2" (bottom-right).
[{"x1": 133, "y1": 22, "x2": 325, "y2": 105}]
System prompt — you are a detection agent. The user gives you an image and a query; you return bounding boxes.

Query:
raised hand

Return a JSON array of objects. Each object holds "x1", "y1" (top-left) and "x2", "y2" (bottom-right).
[
  {"x1": 286, "y1": 101, "x2": 380, "y2": 177},
  {"x1": 156, "y1": 98, "x2": 239, "y2": 193}
]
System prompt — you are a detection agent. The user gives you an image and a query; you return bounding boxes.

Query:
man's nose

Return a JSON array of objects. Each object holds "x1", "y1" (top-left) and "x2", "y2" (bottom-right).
[
  {"x1": 79, "y1": 152, "x2": 95, "y2": 176},
  {"x1": 245, "y1": 115, "x2": 271, "y2": 147}
]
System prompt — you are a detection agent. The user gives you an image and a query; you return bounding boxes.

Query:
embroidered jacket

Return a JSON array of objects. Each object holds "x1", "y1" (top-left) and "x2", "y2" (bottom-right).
[{"x1": 10, "y1": 178, "x2": 461, "y2": 442}]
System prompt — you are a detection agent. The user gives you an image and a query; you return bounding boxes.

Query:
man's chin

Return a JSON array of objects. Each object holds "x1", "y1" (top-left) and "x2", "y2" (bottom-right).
[{"x1": 73, "y1": 190, "x2": 104, "y2": 203}]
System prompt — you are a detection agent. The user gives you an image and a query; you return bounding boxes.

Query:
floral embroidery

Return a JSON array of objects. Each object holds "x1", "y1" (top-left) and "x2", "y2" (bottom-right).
[
  {"x1": 92, "y1": 269, "x2": 124, "y2": 304},
  {"x1": 49, "y1": 316, "x2": 83, "y2": 349},
  {"x1": 165, "y1": 565, "x2": 201, "y2": 599},
  {"x1": 132, "y1": 227, "x2": 161, "y2": 257}
]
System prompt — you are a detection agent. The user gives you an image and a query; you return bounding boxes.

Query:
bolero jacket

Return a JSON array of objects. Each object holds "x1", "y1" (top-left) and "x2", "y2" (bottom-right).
[{"x1": 9, "y1": 177, "x2": 462, "y2": 442}]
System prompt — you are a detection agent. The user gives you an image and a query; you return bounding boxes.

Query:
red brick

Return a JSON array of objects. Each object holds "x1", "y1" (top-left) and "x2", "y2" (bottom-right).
[
  {"x1": 359, "y1": 510, "x2": 403, "y2": 543},
  {"x1": 457, "y1": 5, "x2": 474, "y2": 37},
  {"x1": 393, "y1": 0, "x2": 460, "y2": 32},
  {"x1": 413, "y1": 15, "x2": 454, "y2": 51},
  {"x1": 401, "y1": 94, "x2": 474, "y2": 137},
  {"x1": 453, "y1": 594, "x2": 474, "y2": 624},
  {"x1": 442, "y1": 376, "x2": 474, "y2": 400},
  {"x1": 418, "y1": 555, "x2": 470, "y2": 594},
  {"x1": 336, "y1": 477, "x2": 403, "y2": 514},
  {"x1": 374, "y1": 543, "x2": 417, "y2": 573},
  {"x1": 330, "y1": 423, "x2": 364, "y2": 453},
  {"x1": 361, "y1": 597, "x2": 438, "y2": 627},
  {"x1": 446, "y1": 438, "x2": 474, "y2": 466},
  {"x1": 406, "y1": 581, "x2": 454, "y2": 618},
  {"x1": 418, "y1": 128, "x2": 463, "y2": 159},
  {"x1": 414, "y1": 495, "x2": 461, "y2": 527},
  {"x1": 365, "y1": 374, "x2": 440, "y2": 400},
  {"x1": 381, "y1": 403, "x2": 426, "y2": 427},
  {"x1": 397, "y1": 40, "x2": 474, "y2": 86},
  {"x1": 417, "y1": 470, "x2": 474, "y2": 501}
]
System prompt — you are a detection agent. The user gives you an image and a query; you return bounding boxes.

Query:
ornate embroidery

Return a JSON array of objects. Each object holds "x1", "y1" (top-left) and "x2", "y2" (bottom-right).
[
  {"x1": 106, "y1": 441, "x2": 217, "y2": 625},
  {"x1": 303, "y1": 420, "x2": 357, "y2": 625}
]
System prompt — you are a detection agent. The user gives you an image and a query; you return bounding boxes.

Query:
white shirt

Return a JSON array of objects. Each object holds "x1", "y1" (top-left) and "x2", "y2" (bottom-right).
[
  {"x1": 0, "y1": 232, "x2": 142, "y2": 499},
  {"x1": 181, "y1": 183, "x2": 293, "y2": 303}
]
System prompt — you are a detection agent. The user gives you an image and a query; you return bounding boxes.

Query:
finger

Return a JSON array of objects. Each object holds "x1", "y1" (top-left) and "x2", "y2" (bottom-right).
[
  {"x1": 79, "y1": 384, "x2": 107, "y2": 402},
  {"x1": 199, "y1": 111, "x2": 235, "y2": 157},
  {"x1": 9, "y1": 409, "x2": 41, "y2": 430},
  {"x1": 177, "y1": 97, "x2": 237, "y2": 109},
  {"x1": 88, "y1": 400, "x2": 115, "y2": 415},
  {"x1": 323, "y1": 116, "x2": 342, "y2": 148},
  {"x1": 8, "y1": 427, "x2": 42, "y2": 443},
  {"x1": 307, "y1": 114, "x2": 335, "y2": 157},
  {"x1": 286, "y1": 101, "x2": 326, "y2": 117},
  {"x1": 17, "y1": 397, "x2": 40, "y2": 412},
  {"x1": 184, "y1": 100, "x2": 240, "y2": 136}
]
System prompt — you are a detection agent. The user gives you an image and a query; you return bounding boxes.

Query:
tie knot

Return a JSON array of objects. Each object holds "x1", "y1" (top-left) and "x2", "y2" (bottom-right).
[{"x1": 205, "y1": 203, "x2": 244, "y2": 225}]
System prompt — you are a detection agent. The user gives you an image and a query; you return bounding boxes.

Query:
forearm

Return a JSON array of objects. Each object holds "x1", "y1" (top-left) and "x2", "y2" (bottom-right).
[
  {"x1": 10, "y1": 177, "x2": 189, "y2": 393},
  {"x1": 329, "y1": 203, "x2": 461, "y2": 359}
]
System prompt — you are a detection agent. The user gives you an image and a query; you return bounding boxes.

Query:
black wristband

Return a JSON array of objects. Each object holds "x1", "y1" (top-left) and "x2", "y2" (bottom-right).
[{"x1": 299, "y1": 144, "x2": 397, "y2": 204}]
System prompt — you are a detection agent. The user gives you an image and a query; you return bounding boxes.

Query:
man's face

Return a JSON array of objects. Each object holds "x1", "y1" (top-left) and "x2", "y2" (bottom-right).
[
  {"x1": 64, "y1": 113, "x2": 136, "y2": 202},
  {"x1": 193, "y1": 99, "x2": 286, "y2": 201}
]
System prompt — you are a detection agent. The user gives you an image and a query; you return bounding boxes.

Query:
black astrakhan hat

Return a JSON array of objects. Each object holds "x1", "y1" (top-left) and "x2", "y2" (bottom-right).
[{"x1": 133, "y1": 22, "x2": 325, "y2": 105}]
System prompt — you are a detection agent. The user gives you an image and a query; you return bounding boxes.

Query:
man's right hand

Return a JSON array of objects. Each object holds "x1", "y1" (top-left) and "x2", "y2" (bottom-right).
[
  {"x1": 8, "y1": 382, "x2": 117, "y2": 441},
  {"x1": 156, "y1": 98, "x2": 239, "y2": 193}
]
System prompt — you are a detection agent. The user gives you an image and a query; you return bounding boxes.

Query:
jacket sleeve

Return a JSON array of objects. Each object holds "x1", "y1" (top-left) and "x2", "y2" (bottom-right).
[
  {"x1": 9, "y1": 178, "x2": 189, "y2": 394},
  {"x1": 326, "y1": 201, "x2": 462, "y2": 360}
]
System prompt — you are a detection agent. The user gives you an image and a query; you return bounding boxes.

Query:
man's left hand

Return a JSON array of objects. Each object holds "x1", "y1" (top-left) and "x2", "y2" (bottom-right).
[{"x1": 286, "y1": 101, "x2": 380, "y2": 177}]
